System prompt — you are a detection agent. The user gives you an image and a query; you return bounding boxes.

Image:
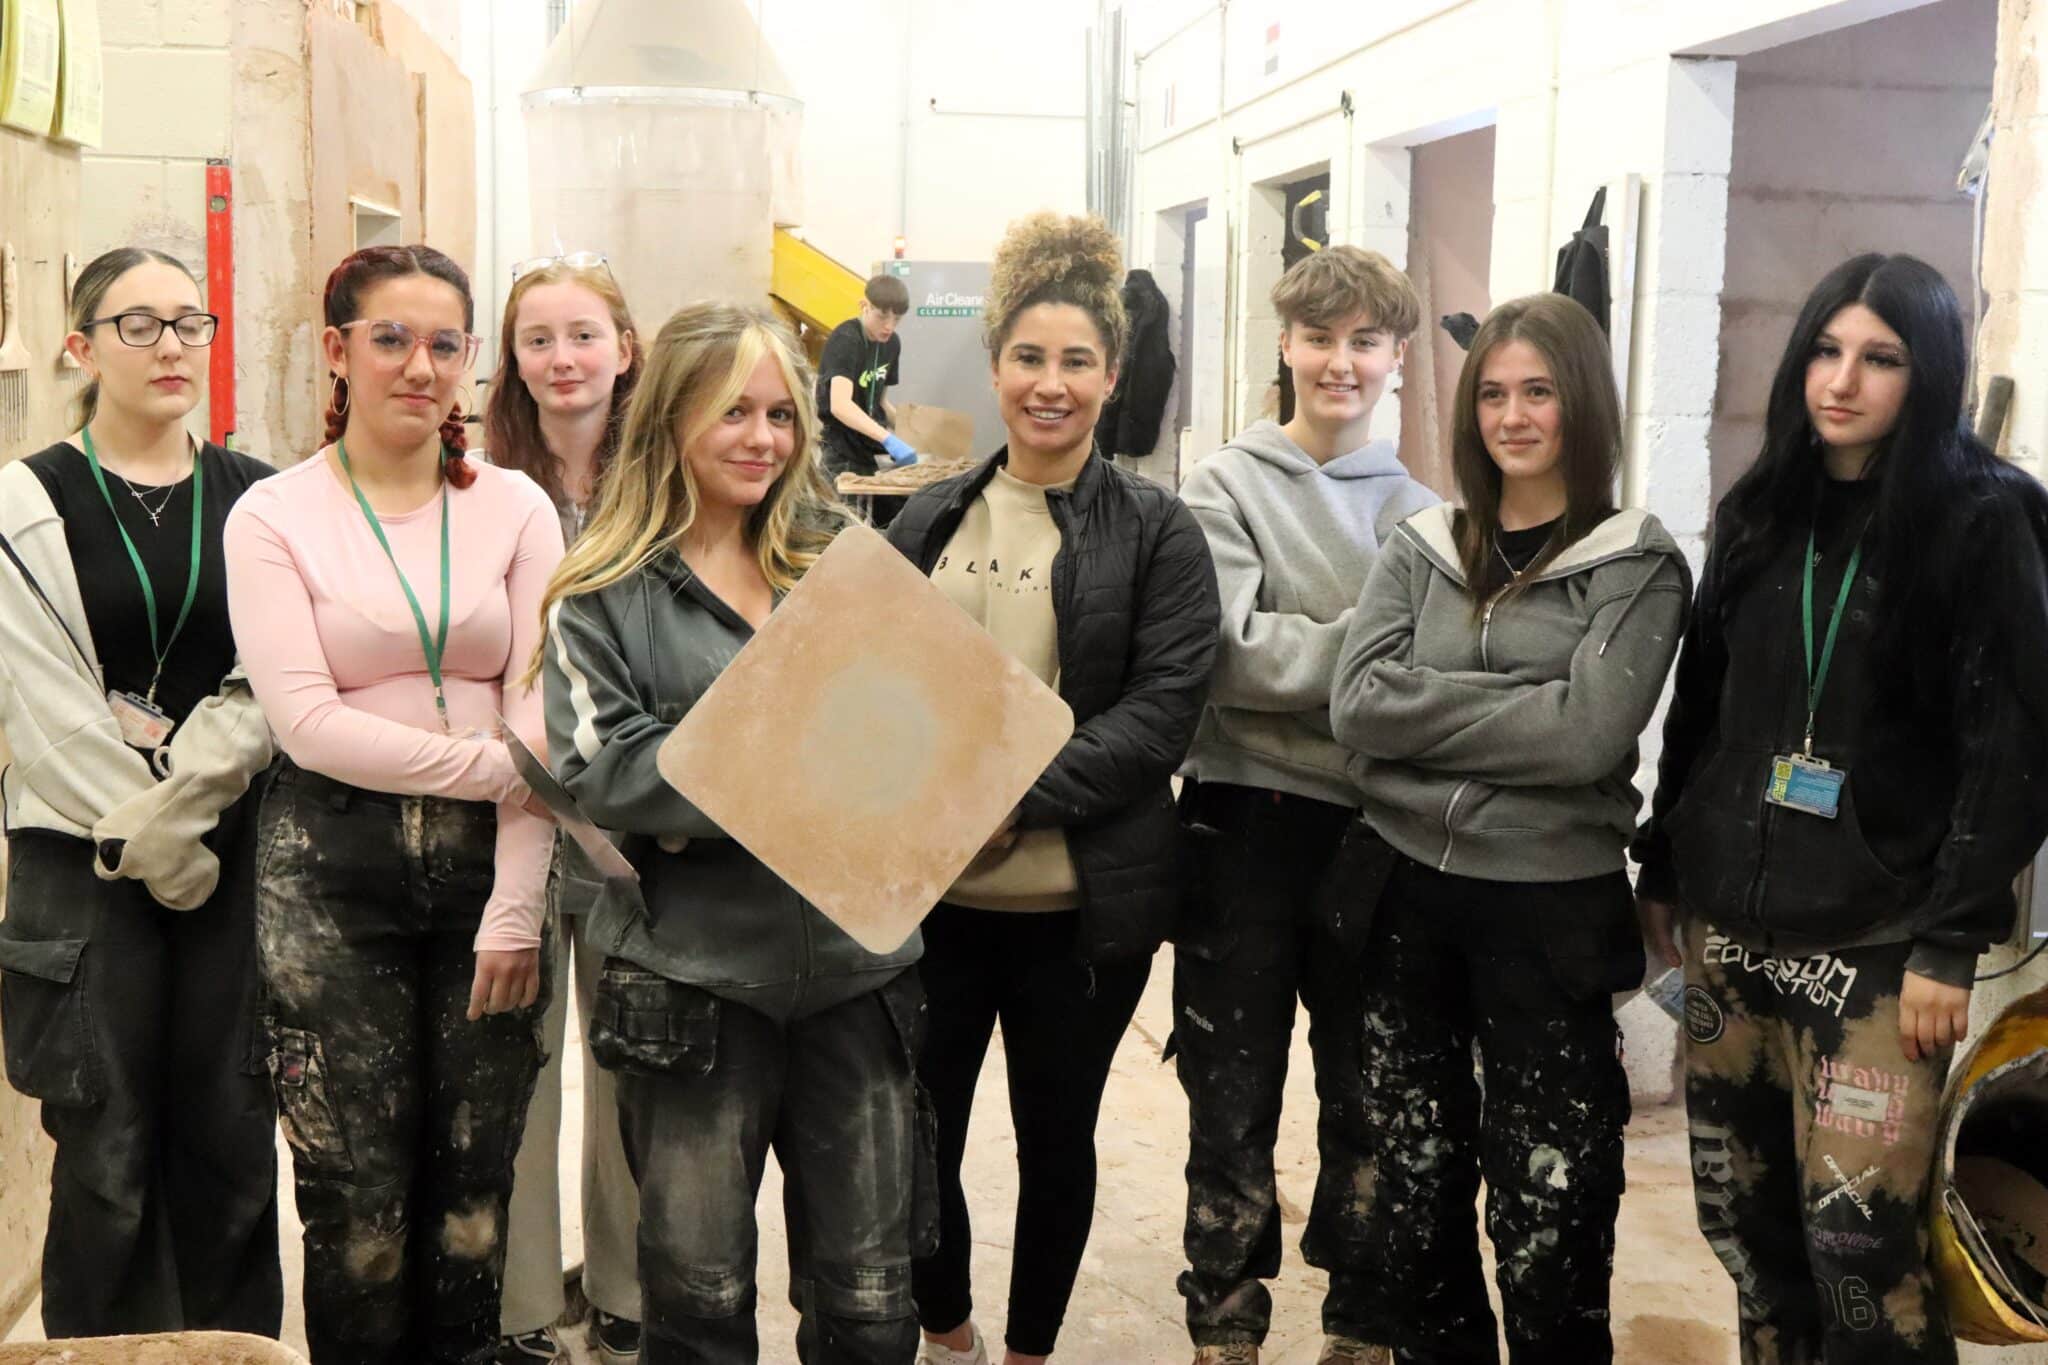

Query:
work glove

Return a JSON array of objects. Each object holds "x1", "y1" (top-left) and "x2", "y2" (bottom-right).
[
  {"x1": 881, "y1": 434, "x2": 920, "y2": 467},
  {"x1": 92, "y1": 671, "x2": 275, "y2": 910}
]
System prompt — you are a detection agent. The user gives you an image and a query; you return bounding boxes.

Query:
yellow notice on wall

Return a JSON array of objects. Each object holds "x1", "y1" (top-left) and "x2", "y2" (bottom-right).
[
  {"x1": 0, "y1": 0, "x2": 63, "y2": 136},
  {"x1": 52, "y1": 0, "x2": 100, "y2": 147}
]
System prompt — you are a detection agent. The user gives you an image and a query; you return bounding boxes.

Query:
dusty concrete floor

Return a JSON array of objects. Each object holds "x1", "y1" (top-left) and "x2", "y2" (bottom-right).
[{"x1": 12, "y1": 954, "x2": 1757, "y2": 1363}]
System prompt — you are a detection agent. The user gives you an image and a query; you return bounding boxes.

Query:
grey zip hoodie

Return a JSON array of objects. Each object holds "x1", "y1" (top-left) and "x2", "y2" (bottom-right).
[
  {"x1": 1179, "y1": 421, "x2": 1439, "y2": 806},
  {"x1": 1332, "y1": 503, "x2": 1691, "y2": 882}
]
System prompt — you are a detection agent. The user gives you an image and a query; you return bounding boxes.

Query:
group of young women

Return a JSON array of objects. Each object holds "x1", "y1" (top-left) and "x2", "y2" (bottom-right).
[{"x1": 0, "y1": 203, "x2": 2042, "y2": 1365}]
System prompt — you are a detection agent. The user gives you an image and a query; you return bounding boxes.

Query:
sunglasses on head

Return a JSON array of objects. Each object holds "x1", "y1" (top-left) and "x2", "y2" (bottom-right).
[{"x1": 511, "y1": 251, "x2": 613, "y2": 283}]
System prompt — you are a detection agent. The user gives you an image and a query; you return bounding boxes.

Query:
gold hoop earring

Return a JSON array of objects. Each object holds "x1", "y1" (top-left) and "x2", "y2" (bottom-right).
[
  {"x1": 452, "y1": 386, "x2": 477, "y2": 423},
  {"x1": 330, "y1": 375, "x2": 350, "y2": 417}
]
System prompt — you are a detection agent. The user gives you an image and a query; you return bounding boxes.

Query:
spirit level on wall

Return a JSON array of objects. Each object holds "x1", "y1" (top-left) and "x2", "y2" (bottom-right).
[{"x1": 205, "y1": 159, "x2": 235, "y2": 448}]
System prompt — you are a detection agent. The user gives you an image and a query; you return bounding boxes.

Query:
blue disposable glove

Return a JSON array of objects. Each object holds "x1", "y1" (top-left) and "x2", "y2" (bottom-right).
[{"x1": 881, "y1": 434, "x2": 919, "y2": 467}]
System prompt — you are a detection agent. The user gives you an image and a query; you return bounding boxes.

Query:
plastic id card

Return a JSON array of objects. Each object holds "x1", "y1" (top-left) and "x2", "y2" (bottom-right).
[
  {"x1": 1765, "y1": 754, "x2": 1844, "y2": 820},
  {"x1": 108, "y1": 689, "x2": 173, "y2": 751}
]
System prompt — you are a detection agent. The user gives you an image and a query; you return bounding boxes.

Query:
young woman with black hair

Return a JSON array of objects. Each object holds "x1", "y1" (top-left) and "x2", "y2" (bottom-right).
[{"x1": 1634, "y1": 253, "x2": 2048, "y2": 1364}]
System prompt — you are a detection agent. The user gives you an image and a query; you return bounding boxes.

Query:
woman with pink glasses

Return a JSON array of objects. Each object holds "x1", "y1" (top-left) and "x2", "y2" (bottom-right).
[{"x1": 224, "y1": 244, "x2": 565, "y2": 1365}]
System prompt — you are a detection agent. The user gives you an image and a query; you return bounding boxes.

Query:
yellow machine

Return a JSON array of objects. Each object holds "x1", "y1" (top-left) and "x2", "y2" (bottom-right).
[
  {"x1": 770, "y1": 228, "x2": 867, "y2": 363},
  {"x1": 1931, "y1": 983, "x2": 2048, "y2": 1343}
]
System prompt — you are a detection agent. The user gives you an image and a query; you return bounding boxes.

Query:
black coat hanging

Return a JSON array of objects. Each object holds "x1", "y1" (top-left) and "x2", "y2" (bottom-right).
[
  {"x1": 1553, "y1": 187, "x2": 1611, "y2": 334},
  {"x1": 1097, "y1": 269, "x2": 1177, "y2": 458}
]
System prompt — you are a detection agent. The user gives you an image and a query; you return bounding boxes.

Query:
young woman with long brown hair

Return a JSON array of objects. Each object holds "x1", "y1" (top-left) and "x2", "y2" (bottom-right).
[{"x1": 1329, "y1": 293, "x2": 1689, "y2": 1364}]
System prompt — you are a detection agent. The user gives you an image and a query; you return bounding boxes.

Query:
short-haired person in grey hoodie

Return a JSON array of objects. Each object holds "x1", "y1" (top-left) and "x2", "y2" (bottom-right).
[
  {"x1": 1330, "y1": 292, "x2": 1691, "y2": 1363},
  {"x1": 1171, "y1": 245, "x2": 1437, "y2": 1365}
]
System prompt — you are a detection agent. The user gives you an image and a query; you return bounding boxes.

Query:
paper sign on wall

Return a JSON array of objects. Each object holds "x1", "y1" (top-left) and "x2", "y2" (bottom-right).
[
  {"x1": 0, "y1": 0, "x2": 62, "y2": 136},
  {"x1": 52, "y1": 0, "x2": 102, "y2": 148}
]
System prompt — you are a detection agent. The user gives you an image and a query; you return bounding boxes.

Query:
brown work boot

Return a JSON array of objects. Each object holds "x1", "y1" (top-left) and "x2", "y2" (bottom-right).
[
  {"x1": 1316, "y1": 1337, "x2": 1392, "y2": 1365},
  {"x1": 1192, "y1": 1346, "x2": 1259, "y2": 1365}
]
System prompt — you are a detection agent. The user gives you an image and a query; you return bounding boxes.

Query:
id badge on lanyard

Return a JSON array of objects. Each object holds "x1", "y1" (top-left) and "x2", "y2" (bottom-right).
[
  {"x1": 1764, "y1": 524, "x2": 1863, "y2": 821},
  {"x1": 82, "y1": 429, "x2": 203, "y2": 752}
]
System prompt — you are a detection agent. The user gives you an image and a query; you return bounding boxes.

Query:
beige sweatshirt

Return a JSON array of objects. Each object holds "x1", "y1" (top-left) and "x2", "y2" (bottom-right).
[{"x1": 932, "y1": 467, "x2": 1080, "y2": 911}]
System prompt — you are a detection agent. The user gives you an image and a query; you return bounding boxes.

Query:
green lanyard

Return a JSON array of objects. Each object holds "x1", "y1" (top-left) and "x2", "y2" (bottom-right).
[
  {"x1": 336, "y1": 439, "x2": 452, "y2": 731},
  {"x1": 1800, "y1": 524, "x2": 1865, "y2": 758},
  {"x1": 81, "y1": 427, "x2": 203, "y2": 706}
]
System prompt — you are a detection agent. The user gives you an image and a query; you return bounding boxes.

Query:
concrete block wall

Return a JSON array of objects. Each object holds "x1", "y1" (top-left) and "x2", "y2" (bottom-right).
[
  {"x1": 1968, "y1": 14, "x2": 2048, "y2": 1220},
  {"x1": 230, "y1": 0, "x2": 319, "y2": 466},
  {"x1": 1234, "y1": 177, "x2": 1296, "y2": 431},
  {"x1": 77, "y1": 1, "x2": 474, "y2": 463},
  {"x1": 1981, "y1": 0, "x2": 2048, "y2": 483},
  {"x1": 1708, "y1": 0, "x2": 1993, "y2": 500},
  {"x1": 83, "y1": 0, "x2": 233, "y2": 267}
]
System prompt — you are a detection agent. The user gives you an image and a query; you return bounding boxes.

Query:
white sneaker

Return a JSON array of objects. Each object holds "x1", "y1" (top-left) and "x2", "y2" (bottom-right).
[{"x1": 919, "y1": 1323, "x2": 991, "y2": 1365}]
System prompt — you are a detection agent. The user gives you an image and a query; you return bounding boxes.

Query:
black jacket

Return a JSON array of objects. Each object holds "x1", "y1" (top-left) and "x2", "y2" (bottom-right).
[
  {"x1": 888, "y1": 449, "x2": 1219, "y2": 964},
  {"x1": 1096, "y1": 270, "x2": 1176, "y2": 459},
  {"x1": 1633, "y1": 478, "x2": 2048, "y2": 987}
]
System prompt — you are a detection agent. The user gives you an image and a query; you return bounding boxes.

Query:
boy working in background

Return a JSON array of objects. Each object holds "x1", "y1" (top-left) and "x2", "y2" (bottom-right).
[{"x1": 819, "y1": 275, "x2": 917, "y2": 526}]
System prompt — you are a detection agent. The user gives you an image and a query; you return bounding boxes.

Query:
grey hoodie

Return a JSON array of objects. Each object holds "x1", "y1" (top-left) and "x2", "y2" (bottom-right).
[
  {"x1": 1179, "y1": 421, "x2": 1440, "y2": 806},
  {"x1": 1332, "y1": 503, "x2": 1691, "y2": 882}
]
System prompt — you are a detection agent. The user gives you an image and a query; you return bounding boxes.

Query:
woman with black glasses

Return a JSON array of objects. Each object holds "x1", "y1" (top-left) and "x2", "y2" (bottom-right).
[
  {"x1": 225, "y1": 245, "x2": 564, "y2": 1364},
  {"x1": 0, "y1": 247, "x2": 282, "y2": 1337}
]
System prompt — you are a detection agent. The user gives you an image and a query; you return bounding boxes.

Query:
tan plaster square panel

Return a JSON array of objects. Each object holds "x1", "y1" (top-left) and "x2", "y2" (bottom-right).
[{"x1": 657, "y1": 523, "x2": 1074, "y2": 953}]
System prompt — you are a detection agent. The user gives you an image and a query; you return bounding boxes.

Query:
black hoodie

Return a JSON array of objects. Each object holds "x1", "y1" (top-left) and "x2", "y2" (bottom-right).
[{"x1": 1633, "y1": 474, "x2": 2048, "y2": 987}]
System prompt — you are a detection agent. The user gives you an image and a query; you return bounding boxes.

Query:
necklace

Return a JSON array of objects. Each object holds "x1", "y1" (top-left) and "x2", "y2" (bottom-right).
[
  {"x1": 115, "y1": 471, "x2": 178, "y2": 528},
  {"x1": 1494, "y1": 524, "x2": 1562, "y2": 583},
  {"x1": 1493, "y1": 534, "x2": 1527, "y2": 580}
]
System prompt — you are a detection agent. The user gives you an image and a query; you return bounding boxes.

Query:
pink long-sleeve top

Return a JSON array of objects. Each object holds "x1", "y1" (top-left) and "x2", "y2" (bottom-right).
[{"x1": 224, "y1": 452, "x2": 566, "y2": 950}]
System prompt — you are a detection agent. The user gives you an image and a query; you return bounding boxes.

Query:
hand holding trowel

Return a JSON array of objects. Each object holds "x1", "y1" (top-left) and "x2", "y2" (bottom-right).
[{"x1": 498, "y1": 717, "x2": 641, "y2": 885}]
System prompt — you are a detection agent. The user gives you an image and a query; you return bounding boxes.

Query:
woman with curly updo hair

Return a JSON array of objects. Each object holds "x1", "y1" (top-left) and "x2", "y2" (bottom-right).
[{"x1": 887, "y1": 213, "x2": 1221, "y2": 1365}]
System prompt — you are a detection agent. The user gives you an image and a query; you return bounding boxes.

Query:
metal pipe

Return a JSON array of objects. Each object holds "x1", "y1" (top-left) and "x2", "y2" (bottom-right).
[
  {"x1": 927, "y1": 103, "x2": 1083, "y2": 121},
  {"x1": 1085, "y1": 23, "x2": 1099, "y2": 215},
  {"x1": 898, "y1": 2, "x2": 913, "y2": 245},
  {"x1": 1122, "y1": 7, "x2": 1138, "y2": 240},
  {"x1": 1218, "y1": 0, "x2": 1236, "y2": 436}
]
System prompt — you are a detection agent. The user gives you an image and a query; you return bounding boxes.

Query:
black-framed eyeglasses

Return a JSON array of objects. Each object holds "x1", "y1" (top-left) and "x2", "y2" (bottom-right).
[
  {"x1": 82, "y1": 311, "x2": 219, "y2": 348},
  {"x1": 338, "y1": 319, "x2": 483, "y2": 374}
]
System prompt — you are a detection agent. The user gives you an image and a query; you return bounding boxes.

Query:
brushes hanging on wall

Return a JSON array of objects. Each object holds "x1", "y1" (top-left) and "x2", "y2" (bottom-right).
[{"x1": 0, "y1": 244, "x2": 32, "y2": 448}]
